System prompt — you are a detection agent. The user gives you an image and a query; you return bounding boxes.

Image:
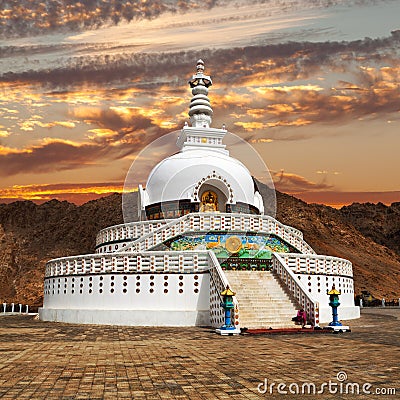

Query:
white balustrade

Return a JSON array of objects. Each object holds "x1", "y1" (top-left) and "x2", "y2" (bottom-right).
[
  {"x1": 272, "y1": 253, "x2": 320, "y2": 326},
  {"x1": 96, "y1": 220, "x2": 167, "y2": 246},
  {"x1": 277, "y1": 253, "x2": 353, "y2": 277},
  {"x1": 44, "y1": 251, "x2": 211, "y2": 278},
  {"x1": 117, "y1": 213, "x2": 314, "y2": 255},
  {"x1": 208, "y1": 252, "x2": 240, "y2": 329}
]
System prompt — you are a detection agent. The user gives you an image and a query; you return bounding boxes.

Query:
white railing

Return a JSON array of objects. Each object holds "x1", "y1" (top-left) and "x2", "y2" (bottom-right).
[
  {"x1": 98, "y1": 213, "x2": 305, "y2": 246},
  {"x1": 45, "y1": 251, "x2": 210, "y2": 277},
  {"x1": 96, "y1": 220, "x2": 167, "y2": 246},
  {"x1": 277, "y1": 253, "x2": 353, "y2": 277},
  {"x1": 118, "y1": 213, "x2": 315, "y2": 255},
  {"x1": 208, "y1": 252, "x2": 240, "y2": 329},
  {"x1": 272, "y1": 253, "x2": 320, "y2": 326}
]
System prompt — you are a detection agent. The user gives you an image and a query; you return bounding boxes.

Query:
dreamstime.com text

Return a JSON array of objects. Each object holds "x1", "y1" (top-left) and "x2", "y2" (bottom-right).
[{"x1": 257, "y1": 371, "x2": 396, "y2": 396}]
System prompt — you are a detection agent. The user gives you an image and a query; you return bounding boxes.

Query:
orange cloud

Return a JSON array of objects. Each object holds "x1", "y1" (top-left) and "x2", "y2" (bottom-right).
[{"x1": 0, "y1": 182, "x2": 129, "y2": 204}]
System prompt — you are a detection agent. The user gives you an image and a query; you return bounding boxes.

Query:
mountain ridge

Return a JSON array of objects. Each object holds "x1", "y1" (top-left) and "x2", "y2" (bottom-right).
[{"x1": 0, "y1": 192, "x2": 399, "y2": 306}]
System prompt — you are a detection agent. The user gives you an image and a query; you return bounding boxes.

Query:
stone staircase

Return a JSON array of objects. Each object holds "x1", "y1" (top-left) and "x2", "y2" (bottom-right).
[{"x1": 224, "y1": 270, "x2": 300, "y2": 329}]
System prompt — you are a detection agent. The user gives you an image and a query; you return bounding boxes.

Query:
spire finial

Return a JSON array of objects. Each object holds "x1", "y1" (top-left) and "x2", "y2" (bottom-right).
[
  {"x1": 196, "y1": 59, "x2": 205, "y2": 74},
  {"x1": 188, "y1": 59, "x2": 213, "y2": 128}
]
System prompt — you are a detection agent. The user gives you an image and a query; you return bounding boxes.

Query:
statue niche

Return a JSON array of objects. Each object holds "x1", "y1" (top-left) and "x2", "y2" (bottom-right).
[{"x1": 200, "y1": 191, "x2": 218, "y2": 212}]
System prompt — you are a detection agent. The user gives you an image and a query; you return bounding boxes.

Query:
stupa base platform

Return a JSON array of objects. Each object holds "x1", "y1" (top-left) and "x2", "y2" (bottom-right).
[{"x1": 39, "y1": 308, "x2": 210, "y2": 327}]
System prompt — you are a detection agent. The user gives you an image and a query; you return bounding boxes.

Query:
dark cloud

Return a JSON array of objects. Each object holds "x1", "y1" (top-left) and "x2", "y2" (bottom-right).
[
  {"x1": 0, "y1": 0, "x2": 220, "y2": 39},
  {"x1": 0, "y1": 0, "x2": 389, "y2": 39},
  {"x1": 1, "y1": 31, "x2": 399, "y2": 90},
  {"x1": 0, "y1": 105, "x2": 172, "y2": 176},
  {"x1": 273, "y1": 170, "x2": 333, "y2": 193},
  {"x1": 0, "y1": 140, "x2": 105, "y2": 175}
]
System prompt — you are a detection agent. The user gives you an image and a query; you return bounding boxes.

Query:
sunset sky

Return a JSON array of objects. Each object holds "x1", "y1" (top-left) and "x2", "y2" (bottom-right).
[{"x1": 0, "y1": 0, "x2": 399, "y2": 208}]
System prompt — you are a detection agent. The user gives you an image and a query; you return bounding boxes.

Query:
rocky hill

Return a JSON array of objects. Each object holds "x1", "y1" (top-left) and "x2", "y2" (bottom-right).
[
  {"x1": 0, "y1": 192, "x2": 399, "y2": 306},
  {"x1": 339, "y1": 202, "x2": 400, "y2": 256}
]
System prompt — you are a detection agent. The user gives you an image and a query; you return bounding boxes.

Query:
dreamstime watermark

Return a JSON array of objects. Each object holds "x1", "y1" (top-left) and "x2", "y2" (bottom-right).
[{"x1": 257, "y1": 371, "x2": 396, "y2": 396}]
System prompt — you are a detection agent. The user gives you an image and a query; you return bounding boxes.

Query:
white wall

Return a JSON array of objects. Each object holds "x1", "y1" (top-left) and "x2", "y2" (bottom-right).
[{"x1": 42, "y1": 272, "x2": 210, "y2": 326}]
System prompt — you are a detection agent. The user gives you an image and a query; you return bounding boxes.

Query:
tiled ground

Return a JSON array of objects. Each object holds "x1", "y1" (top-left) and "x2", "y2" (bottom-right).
[{"x1": 0, "y1": 308, "x2": 398, "y2": 399}]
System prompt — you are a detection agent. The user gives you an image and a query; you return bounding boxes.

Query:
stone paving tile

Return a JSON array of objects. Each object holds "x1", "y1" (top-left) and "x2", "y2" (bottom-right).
[{"x1": 0, "y1": 309, "x2": 398, "y2": 399}]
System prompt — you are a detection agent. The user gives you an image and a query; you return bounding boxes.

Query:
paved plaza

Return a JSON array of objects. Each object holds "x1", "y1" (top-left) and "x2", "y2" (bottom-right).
[{"x1": 0, "y1": 309, "x2": 398, "y2": 399}]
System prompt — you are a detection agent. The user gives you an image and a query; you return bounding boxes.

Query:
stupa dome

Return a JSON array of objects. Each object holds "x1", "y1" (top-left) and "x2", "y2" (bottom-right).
[
  {"x1": 145, "y1": 147, "x2": 258, "y2": 206},
  {"x1": 138, "y1": 60, "x2": 264, "y2": 219}
]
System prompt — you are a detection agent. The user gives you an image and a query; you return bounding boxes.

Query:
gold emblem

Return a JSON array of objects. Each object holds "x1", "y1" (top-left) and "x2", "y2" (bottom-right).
[{"x1": 225, "y1": 236, "x2": 242, "y2": 253}]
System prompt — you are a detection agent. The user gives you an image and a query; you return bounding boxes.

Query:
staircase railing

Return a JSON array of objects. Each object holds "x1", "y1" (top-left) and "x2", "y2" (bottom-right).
[
  {"x1": 118, "y1": 213, "x2": 315, "y2": 255},
  {"x1": 208, "y1": 251, "x2": 240, "y2": 329},
  {"x1": 272, "y1": 253, "x2": 320, "y2": 326}
]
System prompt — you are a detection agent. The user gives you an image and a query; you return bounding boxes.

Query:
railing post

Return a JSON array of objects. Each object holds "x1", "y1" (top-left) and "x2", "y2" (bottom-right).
[{"x1": 2, "y1": 302, "x2": 6, "y2": 313}]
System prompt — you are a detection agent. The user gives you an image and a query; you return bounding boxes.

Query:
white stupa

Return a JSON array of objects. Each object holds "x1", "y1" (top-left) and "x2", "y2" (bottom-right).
[{"x1": 40, "y1": 60, "x2": 360, "y2": 328}]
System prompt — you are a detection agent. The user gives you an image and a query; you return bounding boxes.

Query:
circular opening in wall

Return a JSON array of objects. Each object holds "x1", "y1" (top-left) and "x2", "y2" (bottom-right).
[
  {"x1": 100, "y1": 276, "x2": 103, "y2": 281},
  {"x1": 164, "y1": 289, "x2": 168, "y2": 294},
  {"x1": 123, "y1": 289, "x2": 127, "y2": 293},
  {"x1": 164, "y1": 282, "x2": 168, "y2": 287},
  {"x1": 80, "y1": 290, "x2": 82, "y2": 294},
  {"x1": 111, "y1": 288, "x2": 114, "y2": 293},
  {"x1": 179, "y1": 275, "x2": 183, "y2": 280},
  {"x1": 150, "y1": 282, "x2": 154, "y2": 287},
  {"x1": 123, "y1": 282, "x2": 127, "y2": 287},
  {"x1": 194, "y1": 282, "x2": 199, "y2": 287},
  {"x1": 136, "y1": 289, "x2": 140, "y2": 293},
  {"x1": 150, "y1": 288, "x2": 154, "y2": 293},
  {"x1": 89, "y1": 289, "x2": 92, "y2": 294},
  {"x1": 80, "y1": 284, "x2": 83, "y2": 288},
  {"x1": 164, "y1": 276, "x2": 168, "y2": 280},
  {"x1": 89, "y1": 283, "x2": 92, "y2": 288},
  {"x1": 150, "y1": 275, "x2": 154, "y2": 280},
  {"x1": 179, "y1": 289, "x2": 183, "y2": 294},
  {"x1": 194, "y1": 275, "x2": 198, "y2": 280},
  {"x1": 99, "y1": 282, "x2": 103, "y2": 287},
  {"x1": 89, "y1": 277, "x2": 93, "y2": 281},
  {"x1": 136, "y1": 282, "x2": 140, "y2": 286},
  {"x1": 123, "y1": 276, "x2": 127, "y2": 280},
  {"x1": 179, "y1": 282, "x2": 183, "y2": 287},
  {"x1": 72, "y1": 278, "x2": 75, "y2": 282},
  {"x1": 136, "y1": 276, "x2": 140, "y2": 280},
  {"x1": 72, "y1": 290, "x2": 75, "y2": 294},
  {"x1": 111, "y1": 276, "x2": 115, "y2": 280},
  {"x1": 194, "y1": 289, "x2": 199, "y2": 293},
  {"x1": 99, "y1": 289, "x2": 103, "y2": 294},
  {"x1": 111, "y1": 282, "x2": 115, "y2": 287}
]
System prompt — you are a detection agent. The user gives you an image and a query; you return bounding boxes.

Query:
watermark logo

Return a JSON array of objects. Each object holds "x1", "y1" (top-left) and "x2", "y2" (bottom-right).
[{"x1": 257, "y1": 371, "x2": 396, "y2": 396}]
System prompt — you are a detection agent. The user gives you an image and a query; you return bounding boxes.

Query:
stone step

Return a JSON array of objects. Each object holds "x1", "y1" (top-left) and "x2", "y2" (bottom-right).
[
  {"x1": 224, "y1": 269, "x2": 302, "y2": 328},
  {"x1": 240, "y1": 306, "x2": 295, "y2": 311}
]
